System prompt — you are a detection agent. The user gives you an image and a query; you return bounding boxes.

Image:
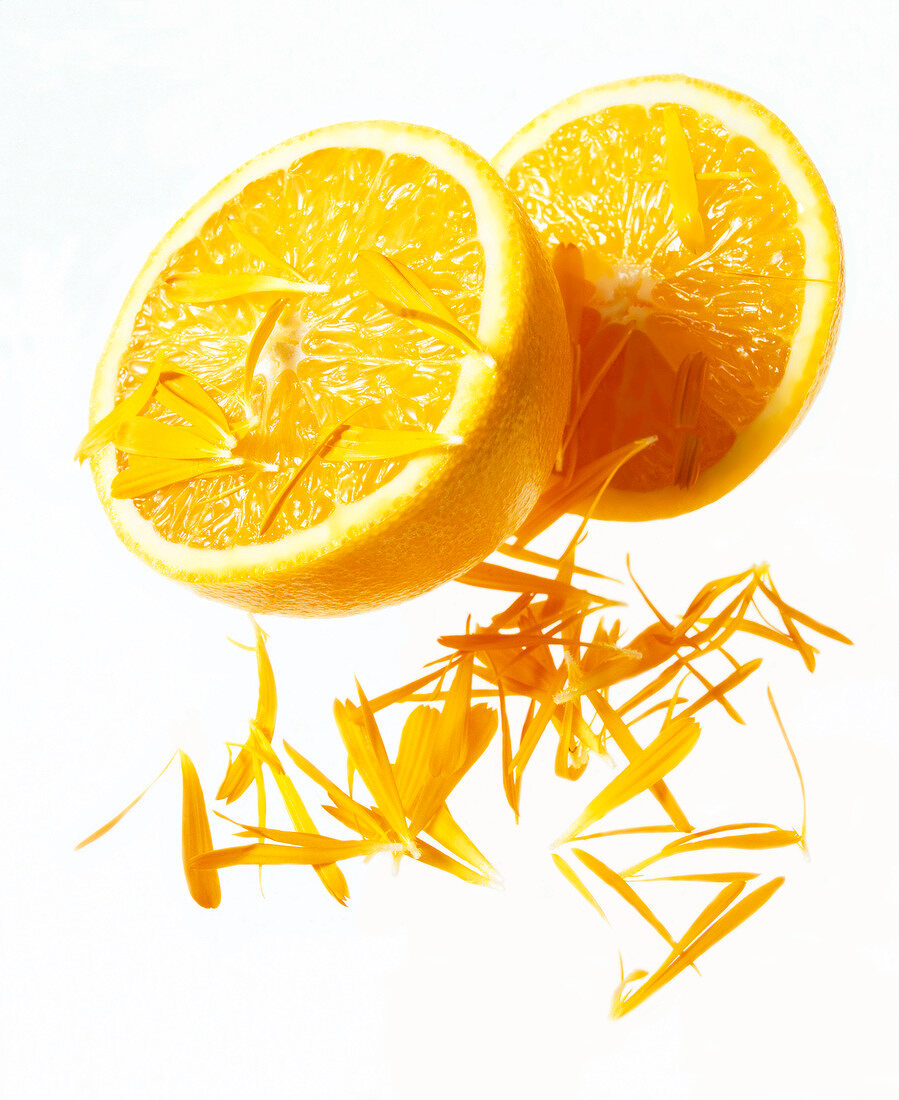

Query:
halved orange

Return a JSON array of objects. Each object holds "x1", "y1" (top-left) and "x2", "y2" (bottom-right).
[
  {"x1": 81, "y1": 121, "x2": 570, "y2": 615},
  {"x1": 494, "y1": 75, "x2": 843, "y2": 519}
]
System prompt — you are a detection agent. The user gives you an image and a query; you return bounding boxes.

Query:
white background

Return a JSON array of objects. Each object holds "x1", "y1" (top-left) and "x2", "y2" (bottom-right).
[{"x1": 2, "y1": 1, "x2": 898, "y2": 1097}]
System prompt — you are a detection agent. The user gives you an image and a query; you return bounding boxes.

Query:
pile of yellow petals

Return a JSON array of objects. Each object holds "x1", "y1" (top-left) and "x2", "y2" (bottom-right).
[{"x1": 77, "y1": 441, "x2": 850, "y2": 1018}]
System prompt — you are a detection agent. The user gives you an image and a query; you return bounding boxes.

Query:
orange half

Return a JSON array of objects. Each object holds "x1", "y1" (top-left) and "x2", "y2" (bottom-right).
[
  {"x1": 495, "y1": 75, "x2": 844, "y2": 519},
  {"x1": 81, "y1": 121, "x2": 569, "y2": 614}
]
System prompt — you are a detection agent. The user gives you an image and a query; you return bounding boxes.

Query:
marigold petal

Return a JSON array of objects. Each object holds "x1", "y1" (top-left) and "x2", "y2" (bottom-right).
[{"x1": 180, "y1": 751, "x2": 221, "y2": 909}]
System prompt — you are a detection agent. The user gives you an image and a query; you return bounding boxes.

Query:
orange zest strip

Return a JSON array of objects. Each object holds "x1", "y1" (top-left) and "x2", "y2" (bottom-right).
[
  {"x1": 612, "y1": 877, "x2": 784, "y2": 1018},
  {"x1": 75, "y1": 358, "x2": 164, "y2": 462},
  {"x1": 767, "y1": 688, "x2": 808, "y2": 849},
  {"x1": 243, "y1": 296, "x2": 289, "y2": 400},
  {"x1": 588, "y1": 691, "x2": 692, "y2": 833},
  {"x1": 659, "y1": 106, "x2": 706, "y2": 253},
  {"x1": 74, "y1": 751, "x2": 178, "y2": 849},
  {"x1": 552, "y1": 853, "x2": 610, "y2": 922},
  {"x1": 190, "y1": 839, "x2": 399, "y2": 870},
  {"x1": 180, "y1": 751, "x2": 221, "y2": 909},
  {"x1": 573, "y1": 849, "x2": 681, "y2": 953},
  {"x1": 556, "y1": 714, "x2": 699, "y2": 845},
  {"x1": 356, "y1": 248, "x2": 483, "y2": 356}
]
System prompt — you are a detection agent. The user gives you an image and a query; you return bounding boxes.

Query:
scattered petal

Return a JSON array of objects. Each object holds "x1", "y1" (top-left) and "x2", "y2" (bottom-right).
[
  {"x1": 75, "y1": 752, "x2": 178, "y2": 849},
  {"x1": 180, "y1": 751, "x2": 221, "y2": 909}
]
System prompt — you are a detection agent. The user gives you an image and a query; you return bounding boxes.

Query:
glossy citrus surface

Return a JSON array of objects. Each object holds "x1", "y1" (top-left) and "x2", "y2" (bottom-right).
[
  {"x1": 88, "y1": 121, "x2": 570, "y2": 613},
  {"x1": 495, "y1": 75, "x2": 843, "y2": 518}
]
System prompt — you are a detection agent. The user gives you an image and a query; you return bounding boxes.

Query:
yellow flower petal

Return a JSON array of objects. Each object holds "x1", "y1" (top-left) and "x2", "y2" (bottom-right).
[
  {"x1": 572, "y1": 849, "x2": 678, "y2": 952},
  {"x1": 557, "y1": 713, "x2": 700, "y2": 844},
  {"x1": 217, "y1": 621, "x2": 277, "y2": 804},
  {"x1": 74, "y1": 358, "x2": 163, "y2": 462},
  {"x1": 74, "y1": 752, "x2": 177, "y2": 849},
  {"x1": 110, "y1": 456, "x2": 241, "y2": 499},
  {"x1": 114, "y1": 417, "x2": 232, "y2": 460},
  {"x1": 324, "y1": 426, "x2": 460, "y2": 462},
  {"x1": 164, "y1": 271, "x2": 327, "y2": 302},
  {"x1": 613, "y1": 878, "x2": 784, "y2": 1017},
  {"x1": 180, "y1": 751, "x2": 221, "y2": 909},
  {"x1": 190, "y1": 839, "x2": 399, "y2": 870},
  {"x1": 356, "y1": 249, "x2": 483, "y2": 356}
]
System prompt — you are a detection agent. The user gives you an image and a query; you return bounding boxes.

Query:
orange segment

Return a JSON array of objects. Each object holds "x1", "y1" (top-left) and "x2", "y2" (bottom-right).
[{"x1": 495, "y1": 76, "x2": 843, "y2": 517}]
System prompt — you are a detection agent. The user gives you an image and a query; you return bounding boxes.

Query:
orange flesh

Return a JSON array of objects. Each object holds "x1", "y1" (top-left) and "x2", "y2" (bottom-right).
[
  {"x1": 504, "y1": 104, "x2": 806, "y2": 492},
  {"x1": 116, "y1": 148, "x2": 484, "y2": 548}
]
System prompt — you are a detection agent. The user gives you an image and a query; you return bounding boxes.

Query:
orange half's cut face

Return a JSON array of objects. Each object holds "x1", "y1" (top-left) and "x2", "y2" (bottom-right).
[
  {"x1": 112, "y1": 148, "x2": 484, "y2": 549},
  {"x1": 495, "y1": 76, "x2": 843, "y2": 519},
  {"x1": 81, "y1": 121, "x2": 570, "y2": 615}
]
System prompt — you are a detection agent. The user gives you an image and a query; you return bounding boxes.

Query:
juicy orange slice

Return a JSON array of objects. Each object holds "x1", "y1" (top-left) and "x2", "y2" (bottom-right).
[
  {"x1": 494, "y1": 75, "x2": 844, "y2": 519},
  {"x1": 82, "y1": 122, "x2": 569, "y2": 614}
]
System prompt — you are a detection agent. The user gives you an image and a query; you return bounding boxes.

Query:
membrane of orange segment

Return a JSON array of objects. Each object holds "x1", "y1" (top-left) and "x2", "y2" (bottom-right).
[
  {"x1": 496, "y1": 80, "x2": 842, "y2": 512},
  {"x1": 102, "y1": 148, "x2": 485, "y2": 550}
]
